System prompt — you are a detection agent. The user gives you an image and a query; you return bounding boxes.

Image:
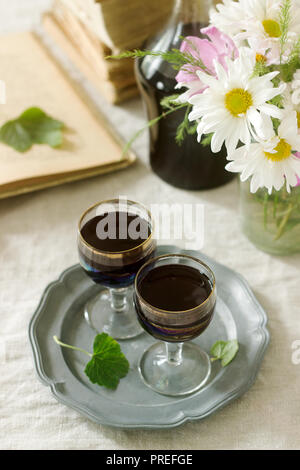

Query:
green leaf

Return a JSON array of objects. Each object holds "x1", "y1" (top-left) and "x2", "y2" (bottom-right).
[
  {"x1": 84, "y1": 333, "x2": 130, "y2": 389},
  {"x1": 19, "y1": 107, "x2": 64, "y2": 148},
  {"x1": 280, "y1": 36, "x2": 300, "y2": 82},
  {"x1": 160, "y1": 94, "x2": 181, "y2": 110},
  {"x1": 210, "y1": 339, "x2": 239, "y2": 367},
  {"x1": 108, "y1": 47, "x2": 208, "y2": 72},
  {"x1": 279, "y1": 0, "x2": 292, "y2": 61},
  {"x1": 175, "y1": 104, "x2": 191, "y2": 146},
  {"x1": 0, "y1": 107, "x2": 64, "y2": 152},
  {"x1": 252, "y1": 61, "x2": 271, "y2": 78},
  {"x1": 201, "y1": 133, "x2": 213, "y2": 147},
  {"x1": 0, "y1": 120, "x2": 32, "y2": 152}
]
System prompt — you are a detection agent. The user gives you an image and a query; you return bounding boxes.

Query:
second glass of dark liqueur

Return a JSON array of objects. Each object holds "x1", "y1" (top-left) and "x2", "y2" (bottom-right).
[
  {"x1": 134, "y1": 254, "x2": 216, "y2": 396},
  {"x1": 135, "y1": 0, "x2": 235, "y2": 190},
  {"x1": 78, "y1": 199, "x2": 156, "y2": 340}
]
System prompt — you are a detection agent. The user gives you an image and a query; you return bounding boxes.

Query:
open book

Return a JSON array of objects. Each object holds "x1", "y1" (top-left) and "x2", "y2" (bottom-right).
[
  {"x1": 0, "y1": 32, "x2": 135, "y2": 199},
  {"x1": 54, "y1": 0, "x2": 175, "y2": 52}
]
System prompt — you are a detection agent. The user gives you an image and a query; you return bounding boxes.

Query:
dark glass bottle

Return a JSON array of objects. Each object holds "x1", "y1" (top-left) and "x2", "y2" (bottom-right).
[{"x1": 135, "y1": 0, "x2": 235, "y2": 190}]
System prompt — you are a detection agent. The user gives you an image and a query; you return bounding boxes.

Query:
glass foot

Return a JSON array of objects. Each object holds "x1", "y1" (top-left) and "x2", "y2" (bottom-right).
[
  {"x1": 138, "y1": 342, "x2": 211, "y2": 396},
  {"x1": 84, "y1": 289, "x2": 144, "y2": 340}
]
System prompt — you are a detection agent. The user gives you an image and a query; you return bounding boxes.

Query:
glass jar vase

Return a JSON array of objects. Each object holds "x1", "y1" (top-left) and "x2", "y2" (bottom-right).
[{"x1": 239, "y1": 180, "x2": 300, "y2": 255}]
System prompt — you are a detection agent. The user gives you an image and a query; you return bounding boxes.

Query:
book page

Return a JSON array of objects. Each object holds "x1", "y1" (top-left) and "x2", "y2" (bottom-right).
[{"x1": 0, "y1": 32, "x2": 134, "y2": 193}]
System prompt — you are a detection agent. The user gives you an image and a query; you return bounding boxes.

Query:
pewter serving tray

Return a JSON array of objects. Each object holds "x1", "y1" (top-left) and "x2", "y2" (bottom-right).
[{"x1": 28, "y1": 245, "x2": 270, "y2": 429}]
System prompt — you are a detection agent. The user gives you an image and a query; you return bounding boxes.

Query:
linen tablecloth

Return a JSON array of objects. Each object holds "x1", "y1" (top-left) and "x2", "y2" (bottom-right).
[{"x1": 1, "y1": 0, "x2": 300, "y2": 450}]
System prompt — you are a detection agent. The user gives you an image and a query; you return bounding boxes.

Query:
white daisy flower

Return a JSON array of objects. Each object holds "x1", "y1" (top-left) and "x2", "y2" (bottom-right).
[
  {"x1": 211, "y1": 0, "x2": 300, "y2": 64},
  {"x1": 211, "y1": 0, "x2": 281, "y2": 37},
  {"x1": 281, "y1": 82, "x2": 300, "y2": 130},
  {"x1": 226, "y1": 112, "x2": 300, "y2": 193},
  {"x1": 239, "y1": 0, "x2": 300, "y2": 64},
  {"x1": 210, "y1": 0, "x2": 247, "y2": 37},
  {"x1": 188, "y1": 48, "x2": 285, "y2": 154}
]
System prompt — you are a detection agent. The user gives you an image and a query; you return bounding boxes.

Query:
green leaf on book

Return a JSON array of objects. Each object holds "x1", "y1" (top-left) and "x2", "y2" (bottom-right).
[
  {"x1": 0, "y1": 107, "x2": 64, "y2": 152},
  {"x1": 0, "y1": 120, "x2": 33, "y2": 152}
]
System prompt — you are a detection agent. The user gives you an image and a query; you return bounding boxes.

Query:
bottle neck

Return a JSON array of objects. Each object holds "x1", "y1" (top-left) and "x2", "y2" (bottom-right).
[{"x1": 172, "y1": 0, "x2": 212, "y2": 24}]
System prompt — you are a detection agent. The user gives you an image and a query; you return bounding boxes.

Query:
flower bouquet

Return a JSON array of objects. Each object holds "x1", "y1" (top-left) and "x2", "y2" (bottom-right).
[{"x1": 114, "y1": 0, "x2": 300, "y2": 255}]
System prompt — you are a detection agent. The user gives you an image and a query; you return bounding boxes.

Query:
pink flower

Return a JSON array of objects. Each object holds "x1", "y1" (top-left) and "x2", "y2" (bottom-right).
[{"x1": 175, "y1": 26, "x2": 238, "y2": 96}]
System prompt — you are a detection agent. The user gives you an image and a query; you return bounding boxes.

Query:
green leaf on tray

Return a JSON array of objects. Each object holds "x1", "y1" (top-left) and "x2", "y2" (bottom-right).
[
  {"x1": 53, "y1": 333, "x2": 130, "y2": 390},
  {"x1": 210, "y1": 339, "x2": 239, "y2": 367},
  {"x1": 85, "y1": 333, "x2": 130, "y2": 389},
  {"x1": 0, "y1": 107, "x2": 64, "y2": 152}
]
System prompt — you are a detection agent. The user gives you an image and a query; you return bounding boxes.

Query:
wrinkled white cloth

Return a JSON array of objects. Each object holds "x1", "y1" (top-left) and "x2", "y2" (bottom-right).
[{"x1": 1, "y1": 0, "x2": 300, "y2": 451}]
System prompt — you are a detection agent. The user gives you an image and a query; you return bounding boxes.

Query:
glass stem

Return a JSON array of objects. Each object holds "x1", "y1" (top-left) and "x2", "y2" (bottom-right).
[
  {"x1": 109, "y1": 288, "x2": 128, "y2": 313},
  {"x1": 166, "y1": 342, "x2": 184, "y2": 366}
]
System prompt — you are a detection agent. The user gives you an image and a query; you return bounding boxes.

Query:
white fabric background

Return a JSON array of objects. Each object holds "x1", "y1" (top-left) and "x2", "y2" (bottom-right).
[{"x1": 1, "y1": 0, "x2": 300, "y2": 450}]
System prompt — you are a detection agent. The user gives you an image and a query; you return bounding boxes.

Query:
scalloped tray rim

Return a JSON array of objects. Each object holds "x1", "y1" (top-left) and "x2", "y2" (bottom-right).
[{"x1": 28, "y1": 246, "x2": 270, "y2": 429}]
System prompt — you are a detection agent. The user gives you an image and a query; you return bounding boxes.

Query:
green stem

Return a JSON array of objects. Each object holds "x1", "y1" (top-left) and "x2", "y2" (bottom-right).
[
  {"x1": 107, "y1": 49, "x2": 209, "y2": 73},
  {"x1": 263, "y1": 193, "x2": 269, "y2": 229},
  {"x1": 175, "y1": 104, "x2": 192, "y2": 146},
  {"x1": 122, "y1": 103, "x2": 187, "y2": 156},
  {"x1": 279, "y1": 0, "x2": 292, "y2": 64},
  {"x1": 274, "y1": 202, "x2": 294, "y2": 241},
  {"x1": 210, "y1": 357, "x2": 219, "y2": 363},
  {"x1": 273, "y1": 193, "x2": 279, "y2": 218},
  {"x1": 53, "y1": 336, "x2": 92, "y2": 357}
]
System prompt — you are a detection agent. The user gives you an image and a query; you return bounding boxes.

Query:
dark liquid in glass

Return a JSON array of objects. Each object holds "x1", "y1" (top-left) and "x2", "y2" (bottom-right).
[
  {"x1": 80, "y1": 212, "x2": 150, "y2": 252},
  {"x1": 136, "y1": 22, "x2": 234, "y2": 190},
  {"x1": 79, "y1": 212, "x2": 154, "y2": 288},
  {"x1": 135, "y1": 264, "x2": 215, "y2": 341}
]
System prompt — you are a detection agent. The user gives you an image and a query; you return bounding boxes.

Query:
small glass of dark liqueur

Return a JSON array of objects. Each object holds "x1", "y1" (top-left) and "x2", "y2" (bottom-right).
[
  {"x1": 134, "y1": 254, "x2": 216, "y2": 396},
  {"x1": 78, "y1": 199, "x2": 156, "y2": 340}
]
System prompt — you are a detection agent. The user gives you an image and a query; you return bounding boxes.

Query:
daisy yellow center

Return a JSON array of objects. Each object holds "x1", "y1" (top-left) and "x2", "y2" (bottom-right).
[
  {"x1": 262, "y1": 19, "x2": 281, "y2": 38},
  {"x1": 264, "y1": 139, "x2": 292, "y2": 162},
  {"x1": 225, "y1": 88, "x2": 253, "y2": 116},
  {"x1": 256, "y1": 53, "x2": 267, "y2": 63}
]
